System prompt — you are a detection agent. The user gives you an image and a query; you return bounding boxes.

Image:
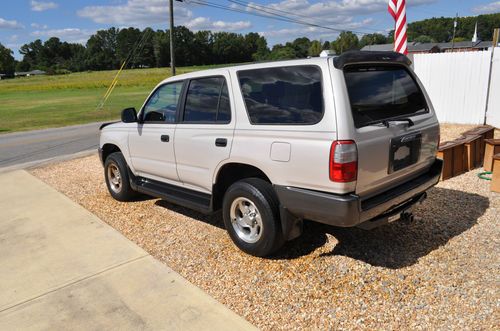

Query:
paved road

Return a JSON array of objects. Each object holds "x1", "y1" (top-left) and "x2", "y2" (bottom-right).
[{"x1": 0, "y1": 122, "x2": 106, "y2": 170}]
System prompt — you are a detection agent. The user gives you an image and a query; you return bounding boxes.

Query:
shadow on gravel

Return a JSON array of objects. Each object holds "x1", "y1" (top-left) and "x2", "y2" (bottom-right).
[
  {"x1": 154, "y1": 200, "x2": 225, "y2": 229},
  {"x1": 284, "y1": 187, "x2": 488, "y2": 268},
  {"x1": 153, "y1": 187, "x2": 488, "y2": 269}
]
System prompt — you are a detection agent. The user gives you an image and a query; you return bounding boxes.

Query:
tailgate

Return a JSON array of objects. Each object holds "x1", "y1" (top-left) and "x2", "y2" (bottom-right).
[{"x1": 341, "y1": 63, "x2": 439, "y2": 197}]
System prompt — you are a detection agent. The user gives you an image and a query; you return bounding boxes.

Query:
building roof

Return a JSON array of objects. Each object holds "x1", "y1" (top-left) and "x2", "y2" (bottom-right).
[
  {"x1": 360, "y1": 44, "x2": 393, "y2": 51},
  {"x1": 15, "y1": 70, "x2": 47, "y2": 76},
  {"x1": 361, "y1": 41, "x2": 494, "y2": 52}
]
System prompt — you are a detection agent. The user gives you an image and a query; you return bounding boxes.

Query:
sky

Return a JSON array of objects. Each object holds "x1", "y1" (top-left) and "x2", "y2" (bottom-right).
[{"x1": 1, "y1": 0, "x2": 499, "y2": 59}]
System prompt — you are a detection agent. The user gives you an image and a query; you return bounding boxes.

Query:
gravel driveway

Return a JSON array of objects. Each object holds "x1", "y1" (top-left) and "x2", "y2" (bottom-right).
[{"x1": 31, "y1": 126, "x2": 499, "y2": 330}]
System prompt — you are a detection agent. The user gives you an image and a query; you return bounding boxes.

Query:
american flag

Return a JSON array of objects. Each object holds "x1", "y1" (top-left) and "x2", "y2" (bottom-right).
[{"x1": 388, "y1": 0, "x2": 408, "y2": 55}]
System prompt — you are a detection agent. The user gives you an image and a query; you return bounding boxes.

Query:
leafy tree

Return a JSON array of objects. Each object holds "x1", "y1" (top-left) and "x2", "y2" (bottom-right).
[
  {"x1": 332, "y1": 31, "x2": 359, "y2": 54},
  {"x1": 173, "y1": 26, "x2": 195, "y2": 66},
  {"x1": 288, "y1": 37, "x2": 311, "y2": 58},
  {"x1": 267, "y1": 44, "x2": 297, "y2": 60},
  {"x1": 152, "y1": 29, "x2": 170, "y2": 68},
  {"x1": 407, "y1": 13, "x2": 500, "y2": 42},
  {"x1": 322, "y1": 41, "x2": 330, "y2": 50},
  {"x1": 308, "y1": 40, "x2": 322, "y2": 57},
  {"x1": 359, "y1": 33, "x2": 388, "y2": 48},
  {"x1": 413, "y1": 35, "x2": 434, "y2": 43},
  {"x1": 116, "y1": 27, "x2": 141, "y2": 66},
  {"x1": 0, "y1": 43, "x2": 15, "y2": 75},
  {"x1": 244, "y1": 32, "x2": 269, "y2": 61},
  {"x1": 192, "y1": 30, "x2": 213, "y2": 65},
  {"x1": 212, "y1": 31, "x2": 247, "y2": 64},
  {"x1": 18, "y1": 39, "x2": 44, "y2": 71},
  {"x1": 85, "y1": 28, "x2": 119, "y2": 70}
]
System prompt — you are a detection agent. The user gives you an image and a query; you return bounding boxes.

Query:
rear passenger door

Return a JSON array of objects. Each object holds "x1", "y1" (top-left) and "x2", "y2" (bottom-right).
[{"x1": 174, "y1": 74, "x2": 235, "y2": 193}]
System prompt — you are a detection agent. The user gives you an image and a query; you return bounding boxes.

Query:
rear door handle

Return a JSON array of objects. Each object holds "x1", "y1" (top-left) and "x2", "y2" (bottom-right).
[
  {"x1": 215, "y1": 138, "x2": 227, "y2": 147},
  {"x1": 160, "y1": 134, "x2": 170, "y2": 142}
]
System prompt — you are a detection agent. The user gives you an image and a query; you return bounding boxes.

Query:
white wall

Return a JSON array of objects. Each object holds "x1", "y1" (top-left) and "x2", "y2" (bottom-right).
[
  {"x1": 486, "y1": 49, "x2": 500, "y2": 127},
  {"x1": 413, "y1": 50, "x2": 492, "y2": 125}
]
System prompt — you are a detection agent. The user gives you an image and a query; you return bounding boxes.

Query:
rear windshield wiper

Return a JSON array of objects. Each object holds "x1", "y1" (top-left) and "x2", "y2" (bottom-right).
[{"x1": 359, "y1": 117, "x2": 414, "y2": 128}]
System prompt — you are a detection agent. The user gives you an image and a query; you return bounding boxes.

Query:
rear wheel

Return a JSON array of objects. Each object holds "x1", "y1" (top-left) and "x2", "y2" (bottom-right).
[
  {"x1": 104, "y1": 152, "x2": 137, "y2": 201},
  {"x1": 222, "y1": 178, "x2": 284, "y2": 257}
]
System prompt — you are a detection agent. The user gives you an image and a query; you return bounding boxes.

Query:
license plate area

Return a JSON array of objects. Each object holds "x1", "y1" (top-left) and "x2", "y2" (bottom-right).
[{"x1": 389, "y1": 132, "x2": 422, "y2": 173}]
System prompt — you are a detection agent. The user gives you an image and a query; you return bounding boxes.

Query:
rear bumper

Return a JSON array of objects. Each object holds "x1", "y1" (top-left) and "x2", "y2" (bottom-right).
[{"x1": 274, "y1": 158, "x2": 442, "y2": 228}]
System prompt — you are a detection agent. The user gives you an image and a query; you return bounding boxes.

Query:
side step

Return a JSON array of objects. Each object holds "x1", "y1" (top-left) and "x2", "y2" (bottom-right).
[{"x1": 131, "y1": 176, "x2": 212, "y2": 214}]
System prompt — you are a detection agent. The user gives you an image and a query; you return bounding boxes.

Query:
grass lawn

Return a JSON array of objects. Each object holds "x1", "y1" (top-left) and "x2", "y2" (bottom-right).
[{"x1": 0, "y1": 65, "x2": 223, "y2": 133}]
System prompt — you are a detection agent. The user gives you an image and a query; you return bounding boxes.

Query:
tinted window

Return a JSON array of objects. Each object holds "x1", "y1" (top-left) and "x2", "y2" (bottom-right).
[
  {"x1": 142, "y1": 81, "x2": 183, "y2": 123},
  {"x1": 344, "y1": 65, "x2": 428, "y2": 128},
  {"x1": 184, "y1": 77, "x2": 231, "y2": 123},
  {"x1": 217, "y1": 81, "x2": 231, "y2": 122},
  {"x1": 238, "y1": 66, "x2": 323, "y2": 125}
]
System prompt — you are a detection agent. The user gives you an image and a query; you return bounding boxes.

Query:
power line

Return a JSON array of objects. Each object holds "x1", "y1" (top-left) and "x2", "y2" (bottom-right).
[
  {"x1": 227, "y1": 0, "x2": 383, "y2": 33},
  {"x1": 188, "y1": 0, "x2": 375, "y2": 36}
]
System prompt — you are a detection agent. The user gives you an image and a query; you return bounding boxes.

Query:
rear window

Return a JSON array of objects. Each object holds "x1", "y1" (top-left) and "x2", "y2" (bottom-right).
[
  {"x1": 344, "y1": 65, "x2": 428, "y2": 128},
  {"x1": 237, "y1": 65, "x2": 323, "y2": 125}
]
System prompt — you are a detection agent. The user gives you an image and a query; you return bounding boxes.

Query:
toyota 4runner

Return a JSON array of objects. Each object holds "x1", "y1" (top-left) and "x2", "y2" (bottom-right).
[{"x1": 99, "y1": 51, "x2": 442, "y2": 257}]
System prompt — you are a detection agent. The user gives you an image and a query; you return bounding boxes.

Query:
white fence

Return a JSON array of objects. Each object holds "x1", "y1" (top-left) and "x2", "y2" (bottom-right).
[{"x1": 413, "y1": 49, "x2": 499, "y2": 127}]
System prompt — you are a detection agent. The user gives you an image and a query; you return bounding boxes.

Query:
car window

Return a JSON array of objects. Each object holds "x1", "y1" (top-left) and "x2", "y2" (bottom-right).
[
  {"x1": 237, "y1": 65, "x2": 323, "y2": 125},
  {"x1": 217, "y1": 81, "x2": 231, "y2": 122},
  {"x1": 142, "y1": 81, "x2": 183, "y2": 123},
  {"x1": 183, "y1": 77, "x2": 231, "y2": 123},
  {"x1": 344, "y1": 65, "x2": 428, "y2": 128}
]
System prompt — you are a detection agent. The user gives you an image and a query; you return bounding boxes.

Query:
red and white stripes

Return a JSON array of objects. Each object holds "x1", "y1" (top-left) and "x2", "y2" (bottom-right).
[{"x1": 388, "y1": 0, "x2": 408, "y2": 55}]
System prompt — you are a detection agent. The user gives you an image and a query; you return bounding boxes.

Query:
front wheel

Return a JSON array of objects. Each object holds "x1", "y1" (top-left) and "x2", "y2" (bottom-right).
[
  {"x1": 222, "y1": 178, "x2": 284, "y2": 257},
  {"x1": 104, "y1": 152, "x2": 137, "y2": 201}
]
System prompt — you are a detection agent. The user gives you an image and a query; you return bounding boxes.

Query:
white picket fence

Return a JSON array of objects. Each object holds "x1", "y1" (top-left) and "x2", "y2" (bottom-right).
[{"x1": 413, "y1": 48, "x2": 500, "y2": 127}]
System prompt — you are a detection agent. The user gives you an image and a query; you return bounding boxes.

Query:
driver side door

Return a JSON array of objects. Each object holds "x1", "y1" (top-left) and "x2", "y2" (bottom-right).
[{"x1": 128, "y1": 80, "x2": 184, "y2": 184}]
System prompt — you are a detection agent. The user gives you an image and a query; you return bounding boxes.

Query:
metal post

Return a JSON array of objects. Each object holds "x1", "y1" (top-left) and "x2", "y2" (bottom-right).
[
  {"x1": 451, "y1": 13, "x2": 458, "y2": 52},
  {"x1": 483, "y1": 28, "x2": 500, "y2": 125},
  {"x1": 169, "y1": 0, "x2": 176, "y2": 76}
]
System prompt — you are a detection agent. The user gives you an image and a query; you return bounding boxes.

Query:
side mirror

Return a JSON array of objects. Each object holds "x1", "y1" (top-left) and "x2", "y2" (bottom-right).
[{"x1": 121, "y1": 107, "x2": 137, "y2": 123}]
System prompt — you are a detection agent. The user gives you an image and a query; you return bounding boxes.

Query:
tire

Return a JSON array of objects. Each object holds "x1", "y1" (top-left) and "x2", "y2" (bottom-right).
[
  {"x1": 222, "y1": 178, "x2": 284, "y2": 257},
  {"x1": 104, "y1": 152, "x2": 137, "y2": 201}
]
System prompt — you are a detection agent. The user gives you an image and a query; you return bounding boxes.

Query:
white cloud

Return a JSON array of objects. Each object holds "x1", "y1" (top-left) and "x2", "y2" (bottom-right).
[
  {"x1": 248, "y1": 0, "x2": 437, "y2": 19},
  {"x1": 186, "y1": 17, "x2": 252, "y2": 31},
  {"x1": 31, "y1": 23, "x2": 49, "y2": 29},
  {"x1": 31, "y1": 28, "x2": 94, "y2": 44},
  {"x1": 0, "y1": 18, "x2": 24, "y2": 29},
  {"x1": 31, "y1": 1, "x2": 59, "y2": 12},
  {"x1": 77, "y1": 0, "x2": 192, "y2": 26},
  {"x1": 472, "y1": 1, "x2": 500, "y2": 14}
]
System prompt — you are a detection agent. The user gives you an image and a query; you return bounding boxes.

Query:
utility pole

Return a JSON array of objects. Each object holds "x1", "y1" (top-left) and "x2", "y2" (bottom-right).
[
  {"x1": 451, "y1": 13, "x2": 458, "y2": 52},
  {"x1": 169, "y1": 0, "x2": 176, "y2": 76}
]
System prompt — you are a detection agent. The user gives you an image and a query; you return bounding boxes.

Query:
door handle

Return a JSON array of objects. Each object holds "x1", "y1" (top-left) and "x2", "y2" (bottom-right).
[
  {"x1": 215, "y1": 138, "x2": 227, "y2": 147},
  {"x1": 160, "y1": 134, "x2": 170, "y2": 142}
]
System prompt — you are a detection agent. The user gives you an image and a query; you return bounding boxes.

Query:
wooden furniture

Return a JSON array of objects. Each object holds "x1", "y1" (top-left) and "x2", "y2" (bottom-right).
[
  {"x1": 462, "y1": 125, "x2": 495, "y2": 165},
  {"x1": 484, "y1": 139, "x2": 500, "y2": 172},
  {"x1": 455, "y1": 135, "x2": 481, "y2": 170},
  {"x1": 491, "y1": 154, "x2": 500, "y2": 193},
  {"x1": 437, "y1": 141, "x2": 465, "y2": 180}
]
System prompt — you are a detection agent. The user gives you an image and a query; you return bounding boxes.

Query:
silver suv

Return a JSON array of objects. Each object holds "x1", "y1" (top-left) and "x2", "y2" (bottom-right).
[{"x1": 99, "y1": 51, "x2": 442, "y2": 257}]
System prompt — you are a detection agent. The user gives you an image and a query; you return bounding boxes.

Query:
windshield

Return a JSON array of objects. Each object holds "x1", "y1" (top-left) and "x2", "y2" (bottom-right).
[{"x1": 344, "y1": 65, "x2": 428, "y2": 128}]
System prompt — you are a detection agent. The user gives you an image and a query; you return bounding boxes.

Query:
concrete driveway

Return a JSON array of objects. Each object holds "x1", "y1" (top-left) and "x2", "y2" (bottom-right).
[{"x1": 0, "y1": 170, "x2": 255, "y2": 330}]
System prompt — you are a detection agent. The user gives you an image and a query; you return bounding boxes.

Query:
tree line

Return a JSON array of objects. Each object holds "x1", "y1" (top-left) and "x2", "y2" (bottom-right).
[{"x1": 0, "y1": 12, "x2": 499, "y2": 76}]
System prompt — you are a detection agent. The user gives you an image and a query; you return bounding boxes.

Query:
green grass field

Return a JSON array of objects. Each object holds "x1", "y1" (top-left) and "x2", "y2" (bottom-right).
[{"x1": 0, "y1": 65, "x2": 223, "y2": 133}]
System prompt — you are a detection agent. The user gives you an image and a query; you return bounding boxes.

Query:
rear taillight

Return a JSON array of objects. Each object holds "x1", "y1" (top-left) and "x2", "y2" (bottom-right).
[{"x1": 329, "y1": 140, "x2": 358, "y2": 182}]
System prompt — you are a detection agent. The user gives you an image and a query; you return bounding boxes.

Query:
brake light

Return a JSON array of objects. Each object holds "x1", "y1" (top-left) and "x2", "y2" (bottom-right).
[{"x1": 329, "y1": 140, "x2": 358, "y2": 182}]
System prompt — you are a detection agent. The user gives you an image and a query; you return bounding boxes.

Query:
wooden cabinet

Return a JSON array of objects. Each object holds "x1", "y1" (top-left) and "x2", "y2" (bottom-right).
[{"x1": 484, "y1": 139, "x2": 500, "y2": 172}]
